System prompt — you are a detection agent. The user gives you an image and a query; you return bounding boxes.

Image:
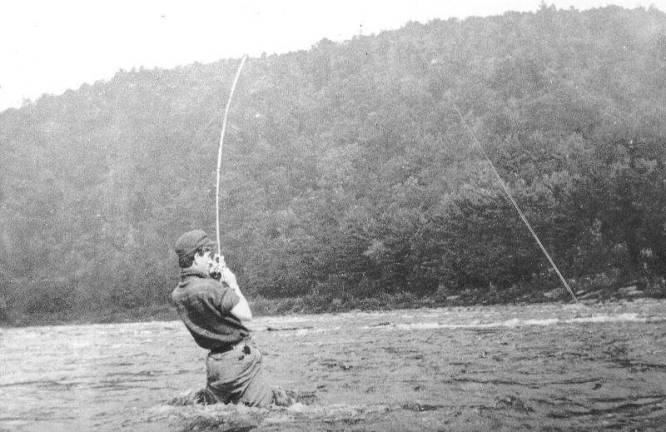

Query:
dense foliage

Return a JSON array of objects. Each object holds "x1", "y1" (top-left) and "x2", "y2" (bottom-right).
[{"x1": 1, "y1": 5, "x2": 666, "y2": 322}]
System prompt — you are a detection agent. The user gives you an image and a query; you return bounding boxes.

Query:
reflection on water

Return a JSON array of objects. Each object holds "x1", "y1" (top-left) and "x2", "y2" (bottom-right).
[{"x1": 2, "y1": 300, "x2": 666, "y2": 431}]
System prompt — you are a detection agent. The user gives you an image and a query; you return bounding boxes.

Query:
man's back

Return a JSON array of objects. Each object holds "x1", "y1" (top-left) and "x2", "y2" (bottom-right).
[{"x1": 172, "y1": 268, "x2": 249, "y2": 351}]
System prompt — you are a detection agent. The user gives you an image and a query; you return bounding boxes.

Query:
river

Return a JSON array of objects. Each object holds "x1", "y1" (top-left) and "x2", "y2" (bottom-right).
[{"x1": 2, "y1": 300, "x2": 666, "y2": 431}]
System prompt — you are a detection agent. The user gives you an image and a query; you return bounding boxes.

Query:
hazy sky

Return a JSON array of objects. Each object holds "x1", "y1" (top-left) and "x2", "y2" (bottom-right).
[{"x1": 0, "y1": 0, "x2": 663, "y2": 111}]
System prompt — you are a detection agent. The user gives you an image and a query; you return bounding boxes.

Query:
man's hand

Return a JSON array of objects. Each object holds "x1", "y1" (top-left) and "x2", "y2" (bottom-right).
[
  {"x1": 209, "y1": 254, "x2": 225, "y2": 280},
  {"x1": 210, "y1": 254, "x2": 240, "y2": 292},
  {"x1": 219, "y1": 266, "x2": 240, "y2": 292}
]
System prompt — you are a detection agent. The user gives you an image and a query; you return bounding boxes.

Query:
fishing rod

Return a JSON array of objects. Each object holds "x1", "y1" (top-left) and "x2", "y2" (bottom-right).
[
  {"x1": 452, "y1": 104, "x2": 580, "y2": 304},
  {"x1": 215, "y1": 56, "x2": 248, "y2": 264}
]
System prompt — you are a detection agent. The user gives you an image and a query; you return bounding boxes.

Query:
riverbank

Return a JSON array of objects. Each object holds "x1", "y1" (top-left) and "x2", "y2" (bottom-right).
[{"x1": 2, "y1": 281, "x2": 664, "y2": 328}]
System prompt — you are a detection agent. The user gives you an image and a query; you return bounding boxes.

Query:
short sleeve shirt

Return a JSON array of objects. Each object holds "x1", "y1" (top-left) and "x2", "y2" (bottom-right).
[{"x1": 171, "y1": 268, "x2": 249, "y2": 351}]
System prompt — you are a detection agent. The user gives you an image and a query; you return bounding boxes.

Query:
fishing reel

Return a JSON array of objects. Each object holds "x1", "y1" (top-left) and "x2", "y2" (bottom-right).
[
  {"x1": 209, "y1": 253, "x2": 226, "y2": 281},
  {"x1": 209, "y1": 253, "x2": 240, "y2": 291}
]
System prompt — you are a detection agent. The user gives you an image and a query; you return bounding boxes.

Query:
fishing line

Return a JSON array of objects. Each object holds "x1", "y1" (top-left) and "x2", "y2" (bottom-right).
[
  {"x1": 452, "y1": 104, "x2": 580, "y2": 303},
  {"x1": 215, "y1": 56, "x2": 248, "y2": 259}
]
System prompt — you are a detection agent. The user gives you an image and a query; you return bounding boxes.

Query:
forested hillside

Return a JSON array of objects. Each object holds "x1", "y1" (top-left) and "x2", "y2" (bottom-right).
[{"x1": 2, "y1": 5, "x2": 666, "y2": 323}]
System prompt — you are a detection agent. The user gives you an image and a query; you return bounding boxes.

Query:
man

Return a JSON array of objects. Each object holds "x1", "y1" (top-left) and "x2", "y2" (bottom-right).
[{"x1": 171, "y1": 229, "x2": 290, "y2": 407}]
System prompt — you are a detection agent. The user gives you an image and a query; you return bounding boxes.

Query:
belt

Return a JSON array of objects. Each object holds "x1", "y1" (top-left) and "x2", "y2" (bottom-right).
[
  {"x1": 210, "y1": 338, "x2": 250, "y2": 355},
  {"x1": 210, "y1": 344, "x2": 234, "y2": 354}
]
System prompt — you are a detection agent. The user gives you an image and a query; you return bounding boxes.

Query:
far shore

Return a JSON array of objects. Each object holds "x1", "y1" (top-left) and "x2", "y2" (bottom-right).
[{"x1": 2, "y1": 285, "x2": 663, "y2": 328}]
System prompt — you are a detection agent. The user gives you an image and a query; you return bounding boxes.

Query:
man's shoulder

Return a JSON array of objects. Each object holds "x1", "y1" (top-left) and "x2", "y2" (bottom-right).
[{"x1": 175, "y1": 276, "x2": 223, "y2": 297}]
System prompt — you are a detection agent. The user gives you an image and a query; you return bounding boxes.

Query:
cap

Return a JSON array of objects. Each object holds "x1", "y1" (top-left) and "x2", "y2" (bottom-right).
[{"x1": 174, "y1": 229, "x2": 215, "y2": 258}]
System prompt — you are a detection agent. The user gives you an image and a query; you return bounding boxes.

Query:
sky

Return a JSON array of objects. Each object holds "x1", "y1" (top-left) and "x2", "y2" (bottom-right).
[{"x1": 0, "y1": 0, "x2": 663, "y2": 111}]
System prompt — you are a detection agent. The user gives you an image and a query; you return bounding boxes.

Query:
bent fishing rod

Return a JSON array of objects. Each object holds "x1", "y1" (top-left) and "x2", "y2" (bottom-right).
[
  {"x1": 214, "y1": 56, "x2": 248, "y2": 267},
  {"x1": 452, "y1": 104, "x2": 580, "y2": 304}
]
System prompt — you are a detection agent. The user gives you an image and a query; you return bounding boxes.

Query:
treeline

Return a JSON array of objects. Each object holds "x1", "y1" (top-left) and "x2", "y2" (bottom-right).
[{"x1": 1, "y1": 5, "x2": 666, "y2": 323}]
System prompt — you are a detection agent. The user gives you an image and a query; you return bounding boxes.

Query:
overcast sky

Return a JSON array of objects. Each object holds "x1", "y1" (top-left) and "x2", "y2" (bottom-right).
[{"x1": 0, "y1": 0, "x2": 663, "y2": 111}]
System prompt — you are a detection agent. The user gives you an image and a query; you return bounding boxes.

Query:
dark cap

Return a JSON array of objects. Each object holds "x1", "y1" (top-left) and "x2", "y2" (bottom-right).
[{"x1": 174, "y1": 229, "x2": 215, "y2": 258}]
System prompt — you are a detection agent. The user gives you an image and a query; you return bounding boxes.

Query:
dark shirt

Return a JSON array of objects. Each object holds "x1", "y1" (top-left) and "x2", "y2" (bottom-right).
[{"x1": 171, "y1": 268, "x2": 248, "y2": 351}]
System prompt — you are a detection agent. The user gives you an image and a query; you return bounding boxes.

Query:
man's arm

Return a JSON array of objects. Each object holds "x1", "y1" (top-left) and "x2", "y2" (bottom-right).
[
  {"x1": 220, "y1": 266, "x2": 253, "y2": 321},
  {"x1": 230, "y1": 291, "x2": 252, "y2": 321}
]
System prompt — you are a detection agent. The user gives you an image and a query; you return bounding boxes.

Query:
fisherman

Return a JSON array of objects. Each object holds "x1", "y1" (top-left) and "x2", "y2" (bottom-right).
[{"x1": 171, "y1": 229, "x2": 291, "y2": 407}]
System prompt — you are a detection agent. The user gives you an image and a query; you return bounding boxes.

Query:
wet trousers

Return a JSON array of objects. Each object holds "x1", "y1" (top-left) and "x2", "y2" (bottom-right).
[{"x1": 204, "y1": 340, "x2": 274, "y2": 407}]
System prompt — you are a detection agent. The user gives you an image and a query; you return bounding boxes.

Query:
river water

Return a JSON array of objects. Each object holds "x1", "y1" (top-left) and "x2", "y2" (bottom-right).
[{"x1": 2, "y1": 300, "x2": 666, "y2": 431}]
